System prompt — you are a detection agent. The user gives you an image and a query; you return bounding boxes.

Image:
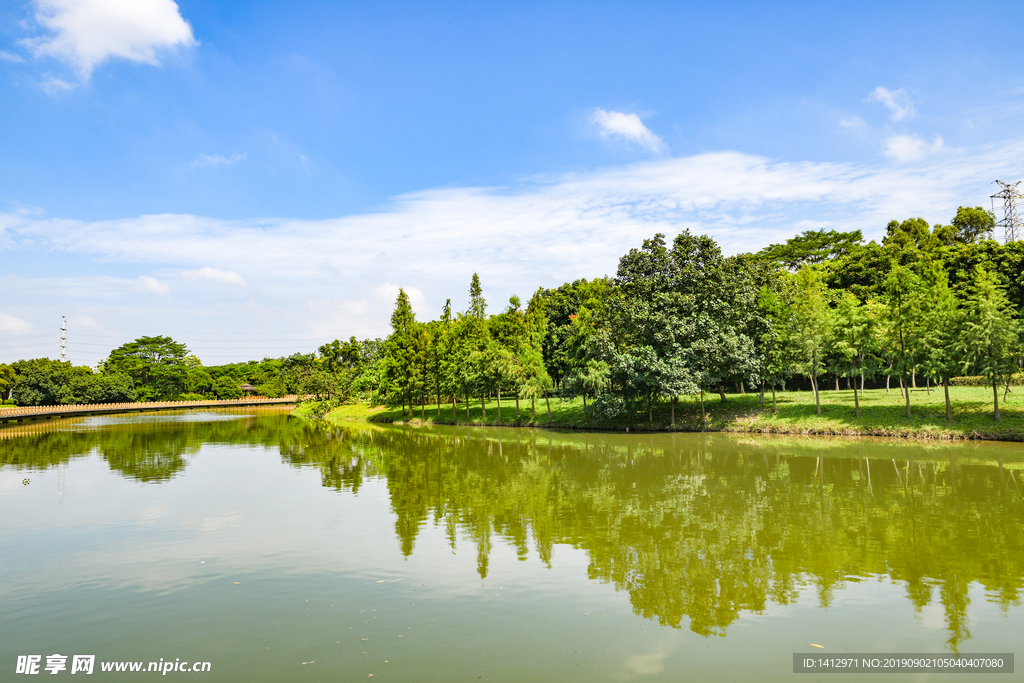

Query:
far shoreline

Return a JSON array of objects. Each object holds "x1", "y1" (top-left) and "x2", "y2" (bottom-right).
[{"x1": 301, "y1": 385, "x2": 1024, "y2": 444}]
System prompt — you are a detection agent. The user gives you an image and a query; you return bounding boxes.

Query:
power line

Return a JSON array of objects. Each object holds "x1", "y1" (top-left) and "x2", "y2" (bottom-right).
[{"x1": 918, "y1": 179, "x2": 1004, "y2": 218}]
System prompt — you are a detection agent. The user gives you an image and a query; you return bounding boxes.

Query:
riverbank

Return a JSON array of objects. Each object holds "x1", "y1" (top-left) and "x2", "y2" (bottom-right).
[
  {"x1": 310, "y1": 385, "x2": 1024, "y2": 441},
  {"x1": 0, "y1": 396, "x2": 298, "y2": 425}
]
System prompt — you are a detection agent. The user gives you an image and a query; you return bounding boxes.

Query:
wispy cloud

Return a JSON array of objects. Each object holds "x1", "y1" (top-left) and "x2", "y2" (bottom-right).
[
  {"x1": 839, "y1": 116, "x2": 865, "y2": 129},
  {"x1": 2, "y1": 139, "x2": 1018, "y2": 363},
  {"x1": 40, "y1": 75, "x2": 74, "y2": 94},
  {"x1": 591, "y1": 109, "x2": 666, "y2": 153},
  {"x1": 135, "y1": 275, "x2": 169, "y2": 296},
  {"x1": 21, "y1": 0, "x2": 197, "y2": 80},
  {"x1": 193, "y1": 153, "x2": 247, "y2": 168},
  {"x1": 0, "y1": 50, "x2": 26, "y2": 63},
  {"x1": 884, "y1": 134, "x2": 946, "y2": 163},
  {"x1": 0, "y1": 314, "x2": 33, "y2": 332},
  {"x1": 181, "y1": 267, "x2": 246, "y2": 286},
  {"x1": 868, "y1": 86, "x2": 915, "y2": 121}
]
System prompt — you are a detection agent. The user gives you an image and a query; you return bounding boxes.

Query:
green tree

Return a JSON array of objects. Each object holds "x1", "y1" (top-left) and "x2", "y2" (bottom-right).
[
  {"x1": 790, "y1": 266, "x2": 832, "y2": 415},
  {"x1": 385, "y1": 288, "x2": 420, "y2": 415},
  {"x1": 916, "y1": 260, "x2": 963, "y2": 421},
  {"x1": 951, "y1": 206, "x2": 996, "y2": 244},
  {"x1": 519, "y1": 289, "x2": 553, "y2": 419},
  {"x1": 831, "y1": 292, "x2": 878, "y2": 417},
  {"x1": 883, "y1": 262, "x2": 922, "y2": 418},
  {"x1": 540, "y1": 278, "x2": 611, "y2": 390},
  {"x1": 446, "y1": 275, "x2": 494, "y2": 419},
  {"x1": 212, "y1": 376, "x2": 243, "y2": 400},
  {"x1": 757, "y1": 278, "x2": 798, "y2": 413},
  {"x1": 607, "y1": 231, "x2": 758, "y2": 424},
  {"x1": 103, "y1": 336, "x2": 191, "y2": 400},
  {"x1": 490, "y1": 295, "x2": 529, "y2": 418},
  {"x1": 957, "y1": 266, "x2": 1020, "y2": 421},
  {"x1": 0, "y1": 363, "x2": 14, "y2": 401},
  {"x1": 469, "y1": 272, "x2": 487, "y2": 319},
  {"x1": 757, "y1": 228, "x2": 863, "y2": 270}
]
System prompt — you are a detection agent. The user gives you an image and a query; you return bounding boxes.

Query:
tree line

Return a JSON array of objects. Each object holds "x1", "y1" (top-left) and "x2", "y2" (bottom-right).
[
  {"x1": 346, "y1": 205, "x2": 1023, "y2": 423},
  {"x1": 0, "y1": 337, "x2": 325, "y2": 406},
  {"x1": 3, "y1": 204, "x2": 1022, "y2": 421}
]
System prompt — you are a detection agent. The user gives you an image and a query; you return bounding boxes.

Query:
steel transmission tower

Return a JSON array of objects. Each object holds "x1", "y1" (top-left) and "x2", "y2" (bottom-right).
[
  {"x1": 991, "y1": 180, "x2": 1024, "y2": 243},
  {"x1": 60, "y1": 316, "x2": 67, "y2": 362}
]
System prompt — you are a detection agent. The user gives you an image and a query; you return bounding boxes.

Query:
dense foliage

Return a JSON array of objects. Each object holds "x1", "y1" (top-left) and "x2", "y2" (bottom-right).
[{"x1": 351, "y1": 206, "x2": 1023, "y2": 423}]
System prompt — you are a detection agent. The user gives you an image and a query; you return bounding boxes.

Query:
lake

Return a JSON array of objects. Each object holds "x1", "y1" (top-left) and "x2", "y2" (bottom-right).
[{"x1": 2, "y1": 408, "x2": 1022, "y2": 681}]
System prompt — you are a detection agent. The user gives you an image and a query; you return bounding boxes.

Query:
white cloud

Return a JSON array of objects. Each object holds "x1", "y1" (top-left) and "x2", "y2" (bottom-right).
[
  {"x1": 23, "y1": 0, "x2": 197, "y2": 79},
  {"x1": 884, "y1": 134, "x2": 946, "y2": 163},
  {"x1": 0, "y1": 50, "x2": 26, "y2": 63},
  {"x1": 0, "y1": 314, "x2": 33, "y2": 332},
  {"x1": 868, "y1": 86, "x2": 915, "y2": 121},
  {"x1": 193, "y1": 153, "x2": 247, "y2": 168},
  {"x1": 40, "y1": 75, "x2": 75, "y2": 94},
  {"x1": 591, "y1": 109, "x2": 666, "y2": 153},
  {"x1": 135, "y1": 275, "x2": 169, "y2": 296},
  {"x1": 181, "y1": 267, "x2": 246, "y2": 286},
  {"x1": 2, "y1": 138, "x2": 1020, "y2": 363},
  {"x1": 839, "y1": 116, "x2": 865, "y2": 128}
]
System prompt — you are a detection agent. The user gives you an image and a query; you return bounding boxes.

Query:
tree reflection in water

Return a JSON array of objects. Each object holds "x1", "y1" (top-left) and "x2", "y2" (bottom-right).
[
  {"x1": 4, "y1": 412, "x2": 1022, "y2": 650},
  {"x1": 323, "y1": 426, "x2": 1024, "y2": 650}
]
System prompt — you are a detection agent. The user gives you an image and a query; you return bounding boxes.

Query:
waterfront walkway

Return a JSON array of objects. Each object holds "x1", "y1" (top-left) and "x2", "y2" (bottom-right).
[{"x1": 0, "y1": 396, "x2": 298, "y2": 424}]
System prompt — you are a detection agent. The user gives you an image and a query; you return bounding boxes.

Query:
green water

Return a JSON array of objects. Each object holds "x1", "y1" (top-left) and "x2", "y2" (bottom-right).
[{"x1": 2, "y1": 408, "x2": 1022, "y2": 681}]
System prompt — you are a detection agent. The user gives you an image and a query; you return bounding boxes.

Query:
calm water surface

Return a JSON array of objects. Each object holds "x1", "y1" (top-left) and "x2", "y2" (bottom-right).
[{"x1": 2, "y1": 408, "x2": 1023, "y2": 681}]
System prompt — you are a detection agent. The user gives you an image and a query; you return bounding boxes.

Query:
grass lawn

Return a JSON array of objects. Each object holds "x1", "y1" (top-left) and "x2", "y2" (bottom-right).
[{"x1": 318, "y1": 385, "x2": 1024, "y2": 441}]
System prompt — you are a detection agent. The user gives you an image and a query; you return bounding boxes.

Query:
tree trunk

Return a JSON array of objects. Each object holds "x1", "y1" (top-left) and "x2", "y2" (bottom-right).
[
  {"x1": 993, "y1": 376, "x2": 1001, "y2": 422},
  {"x1": 904, "y1": 374, "x2": 911, "y2": 418},
  {"x1": 670, "y1": 396, "x2": 675, "y2": 426},
  {"x1": 718, "y1": 386, "x2": 726, "y2": 403},
  {"x1": 515, "y1": 395, "x2": 520, "y2": 418},
  {"x1": 546, "y1": 395, "x2": 551, "y2": 420},
  {"x1": 531, "y1": 396, "x2": 536, "y2": 418},
  {"x1": 911, "y1": 368, "x2": 916, "y2": 388},
  {"x1": 648, "y1": 392, "x2": 653, "y2": 423},
  {"x1": 944, "y1": 377, "x2": 952, "y2": 422},
  {"x1": 861, "y1": 371, "x2": 865, "y2": 393},
  {"x1": 739, "y1": 381, "x2": 745, "y2": 395},
  {"x1": 853, "y1": 384, "x2": 860, "y2": 418},
  {"x1": 758, "y1": 382, "x2": 765, "y2": 405},
  {"x1": 496, "y1": 385, "x2": 501, "y2": 422},
  {"x1": 699, "y1": 389, "x2": 706, "y2": 430},
  {"x1": 846, "y1": 376, "x2": 851, "y2": 390},
  {"x1": 835, "y1": 375, "x2": 839, "y2": 391},
  {"x1": 452, "y1": 395, "x2": 457, "y2": 420},
  {"x1": 810, "y1": 375, "x2": 821, "y2": 415},
  {"x1": 771, "y1": 385, "x2": 777, "y2": 413}
]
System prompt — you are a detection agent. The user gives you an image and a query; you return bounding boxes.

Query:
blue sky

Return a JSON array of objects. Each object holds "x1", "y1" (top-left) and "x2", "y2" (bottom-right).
[{"x1": 2, "y1": 0, "x2": 1024, "y2": 365}]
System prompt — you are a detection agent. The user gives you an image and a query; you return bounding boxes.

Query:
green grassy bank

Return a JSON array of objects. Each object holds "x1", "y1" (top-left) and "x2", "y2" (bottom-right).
[{"x1": 306, "y1": 385, "x2": 1024, "y2": 442}]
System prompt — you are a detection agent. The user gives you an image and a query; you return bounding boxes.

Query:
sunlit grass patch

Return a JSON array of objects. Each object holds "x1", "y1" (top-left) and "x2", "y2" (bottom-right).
[{"x1": 317, "y1": 384, "x2": 1024, "y2": 442}]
